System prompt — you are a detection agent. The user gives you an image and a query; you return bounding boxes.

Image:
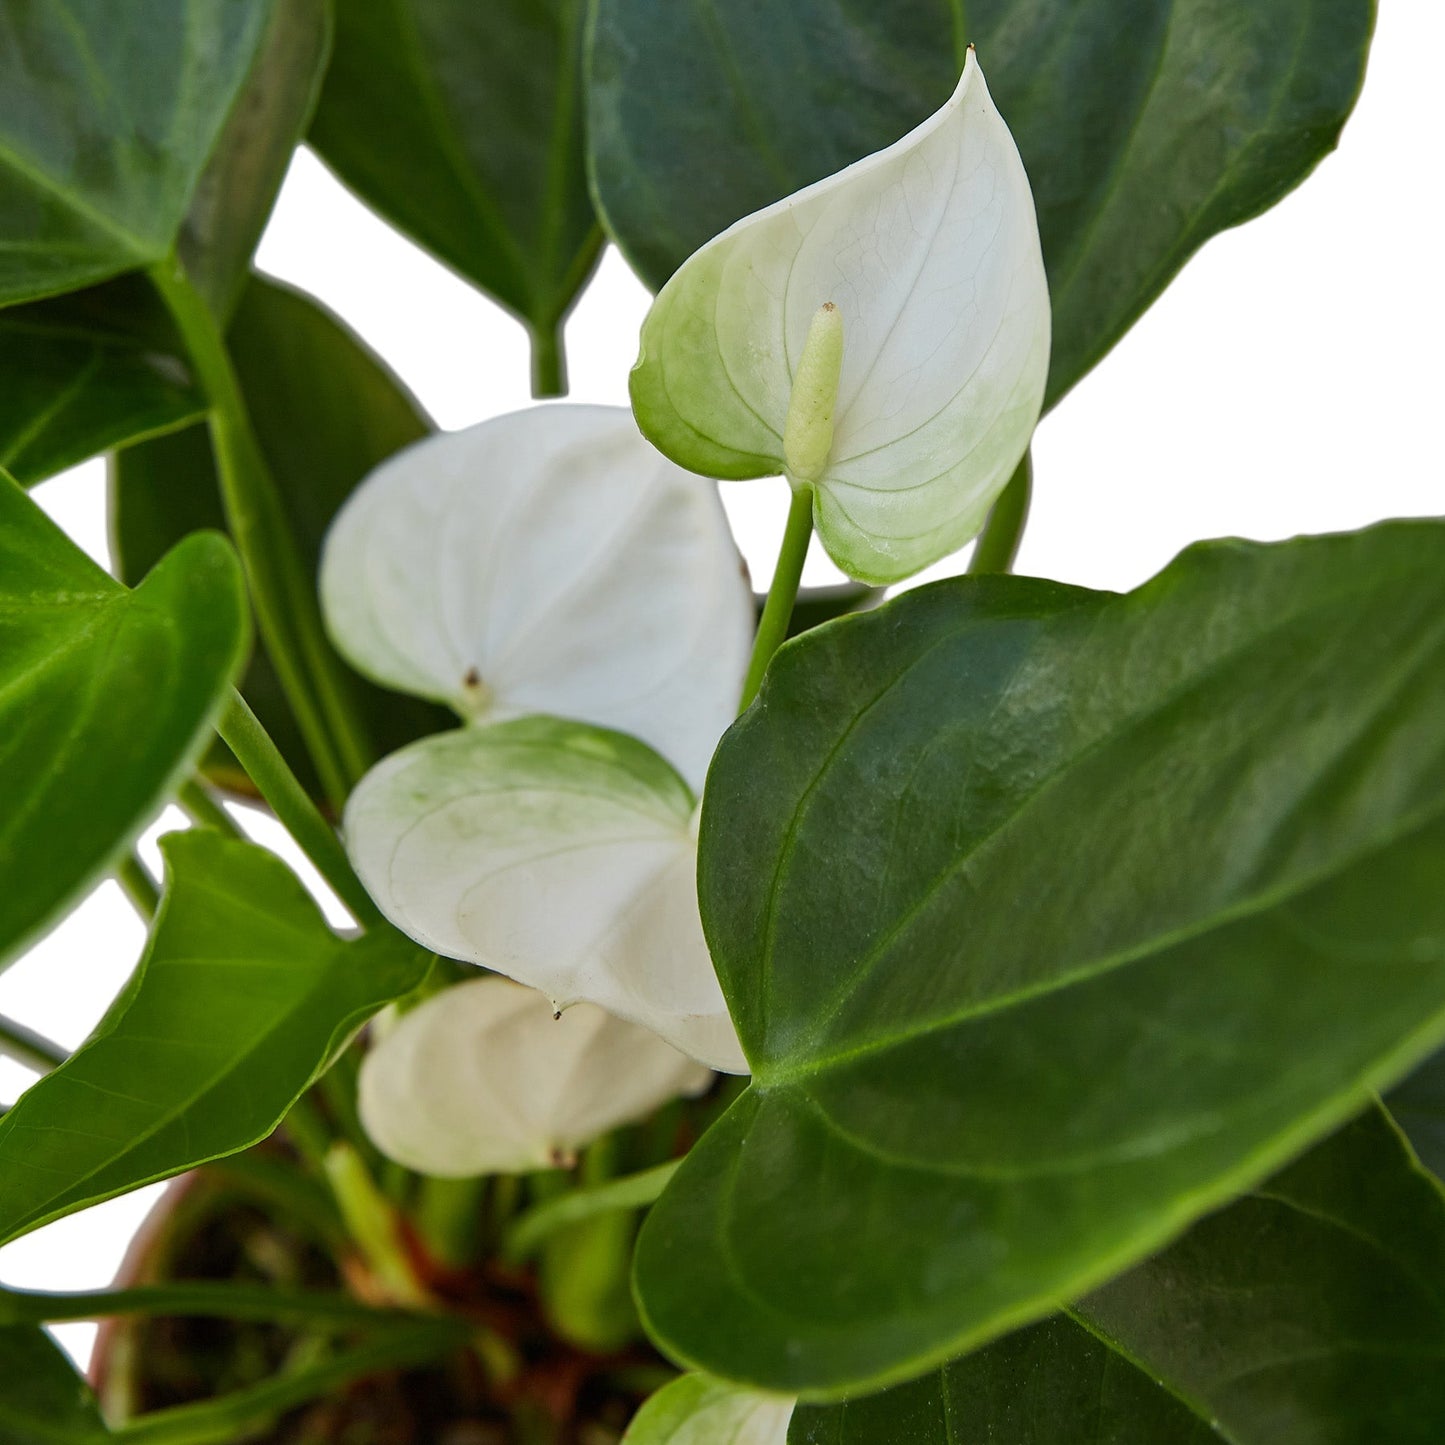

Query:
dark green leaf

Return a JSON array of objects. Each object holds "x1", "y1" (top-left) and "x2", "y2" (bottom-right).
[
  {"x1": 637, "y1": 521, "x2": 1445, "y2": 1397},
  {"x1": 0, "y1": 830, "x2": 428, "y2": 1246},
  {"x1": 776, "y1": 583, "x2": 883, "y2": 641},
  {"x1": 0, "y1": 1325, "x2": 109, "y2": 1443},
  {"x1": 0, "y1": 471, "x2": 246, "y2": 969},
  {"x1": 310, "y1": 0, "x2": 603, "y2": 382},
  {"x1": 587, "y1": 0, "x2": 1374, "y2": 404},
  {"x1": 793, "y1": 1108, "x2": 1445, "y2": 1443},
  {"x1": 0, "y1": 276, "x2": 202, "y2": 487},
  {"x1": 111, "y1": 274, "x2": 450, "y2": 802},
  {"x1": 1388, "y1": 1048, "x2": 1445, "y2": 1183},
  {"x1": 0, "y1": 0, "x2": 289, "y2": 307}
]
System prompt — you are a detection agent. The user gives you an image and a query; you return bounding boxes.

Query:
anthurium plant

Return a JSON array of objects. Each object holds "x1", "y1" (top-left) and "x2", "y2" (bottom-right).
[{"x1": 3, "y1": 2, "x2": 1435, "y2": 1443}]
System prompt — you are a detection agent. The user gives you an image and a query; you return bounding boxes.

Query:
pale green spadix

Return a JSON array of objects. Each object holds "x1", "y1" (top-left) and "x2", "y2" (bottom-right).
[
  {"x1": 622, "y1": 1374, "x2": 793, "y2": 1445},
  {"x1": 630, "y1": 49, "x2": 1050, "y2": 585}
]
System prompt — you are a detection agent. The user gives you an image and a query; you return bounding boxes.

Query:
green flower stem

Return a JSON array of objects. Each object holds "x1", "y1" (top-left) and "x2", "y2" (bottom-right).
[
  {"x1": 740, "y1": 484, "x2": 815, "y2": 710},
  {"x1": 417, "y1": 1174, "x2": 487, "y2": 1269},
  {"x1": 0, "y1": 1280, "x2": 454, "y2": 1331},
  {"x1": 503, "y1": 1159, "x2": 680, "y2": 1261},
  {"x1": 528, "y1": 318, "x2": 568, "y2": 398},
  {"x1": 0, "y1": 1014, "x2": 68, "y2": 1074},
  {"x1": 147, "y1": 257, "x2": 372, "y2": 811},
  {"x1": 110, "y1": 1327, "x2": 467, "y2": 1445},
  {"x1": 968, "y1": 449, "x2": 1033, "y2": 576},
  {"x1": 115, "y1": 851, "x2": 160, "y2": 920},
  {"x1": 177, "y1": 777, "x2": 244, "y2": 841},
  {"x1": 324, "y1": 1143, "x2": 431, "y2": 1308},
  {"x1": 216, "y1": 691, "x2": 382, "y2": 929}
]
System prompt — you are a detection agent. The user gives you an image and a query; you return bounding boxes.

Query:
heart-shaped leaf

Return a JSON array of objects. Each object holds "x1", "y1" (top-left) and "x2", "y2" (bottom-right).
[
  {"x1": 309, "y1": 0, "x2": 602, "y2": 390},
  {"x1": 0, "y1": 472, "x2": 246, "y2": 969},
  {"x1": 0, "y1": 277, "x2": 202, "y2": 486},
  {"x1": 112, "y1": 274, "x2": 451, "y2": 803},
  {"x1": 630, "y1": 52, "x2": 1049, "y2": 585},
  {"x1": 0, "y1": 830, "x2": 428, "y2": 1246},
  {"x1": 635, "y1": 520, "x2": 1445, "y2": 1396},
  {"x1": 344, "y1": 717, "x2": 745, "y2": 1072},
  {"x1": 589, "y1": 0, "x2": 1374, "y2": 407},
  {"x1": 625, "y1": 1374, "x2": 793, "y2": 1444},
  {"x1": 0, "y1": 0, "x2": 312, "y2": 307},
  {"x1": 319, "y1": 405, "x2": 752, "y2": 791},
  {"x1": 0, "y1": 1325, "x2": 109, "y2": 1443},
  {"x1": 359, "y1": 976, "x2": 711, "y2": 1176},
  {"x1": 792, "y1": 1108, "x2": 1445, "y2": 1444}
]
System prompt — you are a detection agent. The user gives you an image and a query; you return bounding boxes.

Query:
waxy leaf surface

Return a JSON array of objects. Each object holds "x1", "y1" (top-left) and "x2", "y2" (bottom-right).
[
  {"x1": 0, "y1": 472, "x2": 245, "y2": 968},
  {"x1": 0, "y1": 0, "x2": 304, "y2": 306},
  {"x1": 321, "y1": 405, "x2": 751, "y2": 790},
  {"x1": 631, "y1": 53, "x2": 1049, "y2": 585},
  {"x1": 793, "y1": 1109, "x2": 1445, "y2": 1444},
  {"x1": 310, "y1": 0, "x2": 601, "y2": 374},
  {"x1": 360, "y1": 976, "x2": 710, "y2": 1176},
  {"x1": 625, "y1": 1374, "x2": 793, "y2": 1445},
  {"x1": 113, "y1": 274, "x2": 450, "y2": 802},
  {"x1": 1388, "y1": 1048, "x2": 1445, "y2": 1183},
  {"x1": 636, "y1": 520, "x2": 1445, "y2": 1395},
  {"x1": 591, "y1": 0, "x2": 1374, "y2": 406},
  {"x1": 0, "y1": 831, "x2": 428, "y2": 1245},
  {"x1": 0, "y1": 1325, "x2": 109, "y2": 1443},
  {"x1": 345, "y1": 718, "x2": 745, "y2": 1072}
]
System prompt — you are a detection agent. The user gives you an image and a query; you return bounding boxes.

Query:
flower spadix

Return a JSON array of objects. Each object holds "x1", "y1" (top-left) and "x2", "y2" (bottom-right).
[
  {"x1": 630, "y1": 50, "x2": 1050, "y2": 585},
  {"x1": 345, "y1": 717, "x2": 747, "y2": 1073},
  {"x1": 359, "y1": 976, "x2": 711, "y2": 1177},
  {"x1": 320, "y1": 404, "x2": 751, "y2": 789}
]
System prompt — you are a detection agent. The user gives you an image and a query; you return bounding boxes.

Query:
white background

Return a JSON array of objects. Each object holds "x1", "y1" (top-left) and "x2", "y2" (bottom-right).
[{"x1": 4, "y1": 1, "x2": 1441, "y2": 1369}]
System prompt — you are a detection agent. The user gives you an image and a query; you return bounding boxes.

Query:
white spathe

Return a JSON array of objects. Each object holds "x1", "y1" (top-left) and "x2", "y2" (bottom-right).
[
  {"x1": 630, "y1": 50, "x2": 1051, "y2": 585},
  {"x1": 320, "y1": 404, "x2": 752, "y2": 789},
  {"x1": 359, "y1": 975, "x2": 712, "y2": 1177},
  {"x1": 344, "y1": 716, "x2": 748, "y2": 1073},
  {"x1": 622, "y1": 1374, "x2": 794, "y2": 1445}
]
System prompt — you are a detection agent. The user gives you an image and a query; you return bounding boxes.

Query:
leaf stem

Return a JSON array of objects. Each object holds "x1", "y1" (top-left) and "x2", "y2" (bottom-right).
[
  {"x1": 968, "y1": 450, "x2": 1032, "y2": 576},
  {"x1": 0, "y1": 1014, "x2": 68, "y2": 1074},
  {"x1": 177, "y1": 777, "x2": 244, "y2": 841},
  {"x1": 115, "y1": 851, "x2": 160, "y2": 920},
  {"x1": 215, "y1": 691, "x2": 381, "y2": 928},
  {"x1": 147, "y1": 257, "x2": 372, "y2": 811},
  {"x1": 503, "y1": 1160, "x2": 680, "y2": 1261},
  {"x1": 740, "y1": 485, "x2": 814, "y2": 710},
  {"x1": 529, "y1": 319, "x2": 568, "y2": 398}
]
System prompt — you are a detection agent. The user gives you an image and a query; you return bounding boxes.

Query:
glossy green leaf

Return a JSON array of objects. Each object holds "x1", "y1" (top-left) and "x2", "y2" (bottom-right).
[
  {"x1": 0, "y1": 1325, "x2": 109, "y2": 1443},
  {"x1": 636, "y1": 520, "x2": 1445, "y2": 1397},
  {"x1": 0, "y1": 276, "x2": 202, "y2": 486},
  {"x1": 0, "y1": 472, "x2": 246, "y2": 969},
  {"x1": 310, "y1": 0, "x2": 602, "y2": 387},
  {"x1": 781, "y1": 584, "x2": 883, "y2": 640},
  {"x1": 794, "y1": 1109, "x2": 1445, "y2": 1444},
  {"x1": 625, "y1": 1374, "x2": 793, "y2": 1444},
  {"x1": 589, "y1": 0, "x2": 1374, "y2": 405},
  {"x1": 0, "y1": 0, "x2": 300, "y2": 307},
  {"x1": 111, "y1": 274, "x2": 449, "y2": 803},
  {"x1": 1388, "y1": 1048, "x2": 1445, "y2": 1182},
  {"x1": 0, "y1": 830, "x2": 428, "y2": 1246}
]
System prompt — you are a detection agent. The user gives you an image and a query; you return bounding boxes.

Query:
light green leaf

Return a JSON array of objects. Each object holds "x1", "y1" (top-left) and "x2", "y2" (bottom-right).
[
  {"x1": 636, "y1": 520, "x2": 1445, "y2": 1396},
  {"x1": 625, "y1": 1374, "x2": 793, "y2": 1445},
  {"x1": 111, "y1": 273, "x2": 450, "y2": 804},
  {"x1": 0, "y1": 0, "x2": 292, "y2": 306},
  {"x1": 0, "y1": 1325, "x2": 110, "y2": 1443},
  {"x1": 0, "y1": 471, "x2": 246, "y2": 969},
  {"x1": 319, "y1": 404, "x2": 752, "y2": 791},
  {"x1": 345, "y1": 717, "x2": 745, "y2": 1072},
  {"x1": 589, "y1": 0, "x2": 1374, "y2": 408},
  {"x1": 0, "y1": 830, "x2": 428, "y2": 1246},
  {"x1": 630, "y1": 52, "x2": 1049, "y2": 585},
  {"x1": 359, "y1": 976, "x2": 710, "y2": 1176},
  {"x1": 309, "y1": 0, "x2": 602, "y2": 388},
  {"x1": 0, "y1": 276, "x2": 202, "y2": 486},
  {"x1": 792, "y1": 1108, "x2": 1445, "y2": 1443}
]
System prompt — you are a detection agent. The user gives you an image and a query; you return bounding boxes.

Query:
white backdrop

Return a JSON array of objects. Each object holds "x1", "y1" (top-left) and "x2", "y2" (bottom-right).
[{"x1": 4, "y1": 1, "x2": 1441, "y2": 1369}]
